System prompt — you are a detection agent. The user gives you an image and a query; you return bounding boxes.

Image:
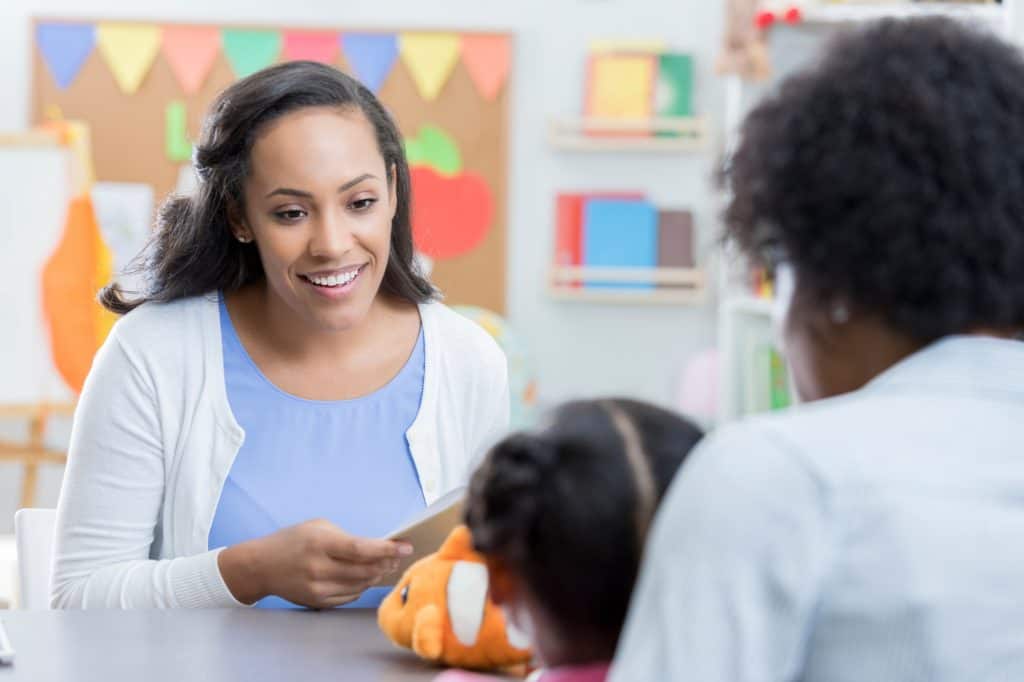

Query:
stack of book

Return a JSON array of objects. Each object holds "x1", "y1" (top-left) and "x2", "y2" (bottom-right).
[
  {"x1": 584, "y1": 42, "x2": 695, "y2": 137},
  {"x1": 554, "y1": 192, "x2": 695, "y2": 290}
]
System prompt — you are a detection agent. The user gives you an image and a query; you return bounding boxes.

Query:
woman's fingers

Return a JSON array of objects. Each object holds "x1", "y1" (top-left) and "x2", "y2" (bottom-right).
[
  {"x1": 317, "y1": 557, "x2": 394, "y2": 583},
  {"x1": 321, "y1": 529, "x2": 412, "y2": 564}
]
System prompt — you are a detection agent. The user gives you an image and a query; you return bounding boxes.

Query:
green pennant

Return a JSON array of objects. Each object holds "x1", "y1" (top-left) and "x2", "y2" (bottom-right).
[{"x1": 222, "y1": 29, "x2": 282, "y2": 79}]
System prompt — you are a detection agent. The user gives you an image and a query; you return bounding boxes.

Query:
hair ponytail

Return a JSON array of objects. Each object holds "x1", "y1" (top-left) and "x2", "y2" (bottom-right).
[{"x1": 466, "y1": 433, "x2": 556, "y2": 565}]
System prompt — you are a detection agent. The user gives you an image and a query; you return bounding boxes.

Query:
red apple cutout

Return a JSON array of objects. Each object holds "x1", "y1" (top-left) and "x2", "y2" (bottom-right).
[{"x1": 410, "y1": 166, "x2": 494, "y2": 260}]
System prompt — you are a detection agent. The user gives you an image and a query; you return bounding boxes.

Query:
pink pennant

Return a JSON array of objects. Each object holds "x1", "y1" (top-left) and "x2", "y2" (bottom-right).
[
  {"x1": 460, "y1": 35, "x2": 511, "y2": 101},
  {"x1": 283, "y1": 31, "x2": 339, "y2": 64},
  {"x1": 162, "y1": 26, "x2": 220, "y2": 95}
]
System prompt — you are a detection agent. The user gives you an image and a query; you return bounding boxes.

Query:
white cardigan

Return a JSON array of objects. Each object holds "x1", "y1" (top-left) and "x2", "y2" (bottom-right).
[{"x1": 51, "y1": 294, "x2": 510, "y2": 609}]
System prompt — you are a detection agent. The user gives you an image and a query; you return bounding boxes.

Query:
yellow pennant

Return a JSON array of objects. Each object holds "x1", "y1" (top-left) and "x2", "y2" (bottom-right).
[
  {"x1": 399, "y1": 33, "x2": 460, "y2": 101},
  {"x1": 96, "y1": 23, "x2": 162, "y2": 94}
]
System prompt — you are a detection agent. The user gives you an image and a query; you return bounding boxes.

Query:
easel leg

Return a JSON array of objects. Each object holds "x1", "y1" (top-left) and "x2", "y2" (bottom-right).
[{"x1": 19, "y1": 413, "x2": 47, "y2": 509}]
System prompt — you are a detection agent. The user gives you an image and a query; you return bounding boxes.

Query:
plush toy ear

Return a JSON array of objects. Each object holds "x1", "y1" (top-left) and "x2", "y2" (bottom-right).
[
  {"x1": 436, "y1": 525, "x2": 476, "y2": 561},
  {"x1": 411, "y1": 603, "x2": 445, "y2": 661}
]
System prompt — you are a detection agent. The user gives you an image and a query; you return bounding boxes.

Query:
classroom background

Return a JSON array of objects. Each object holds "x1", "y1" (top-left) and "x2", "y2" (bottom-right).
[{"x1": 0, "y1": 0, "x2": 1018, "y2": 608}]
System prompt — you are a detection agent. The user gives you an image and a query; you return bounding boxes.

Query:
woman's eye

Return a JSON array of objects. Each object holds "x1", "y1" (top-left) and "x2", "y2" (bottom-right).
[
  {"x1": 274, "y1": 209, "x2": 306, "y2": 221},
  {"x1": 351, "y1": 198, "x2": 377, "y2": 211}
]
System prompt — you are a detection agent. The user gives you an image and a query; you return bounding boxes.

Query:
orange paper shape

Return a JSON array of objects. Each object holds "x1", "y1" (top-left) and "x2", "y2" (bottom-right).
[
  {"x1": 162, "y1": 26, "x2": 221, "y2": 95},
  {"x1": 460, "y1": 35, "x2": 511, "y2": 101},
  {"x1": 282, "y1": 31, "x2": 339, "y2": 64},
  {"x1": 410, "y1": 166, "x2": 493, "y2": 260},
  {"x1": 41, "y1": 195, "x2": 116, "y2": 394}
]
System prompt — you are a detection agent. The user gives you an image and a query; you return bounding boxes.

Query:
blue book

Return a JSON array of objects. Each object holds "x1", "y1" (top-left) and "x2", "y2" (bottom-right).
[{"x1": 582, "y1": 199, "x2": 658, "y2": 289}]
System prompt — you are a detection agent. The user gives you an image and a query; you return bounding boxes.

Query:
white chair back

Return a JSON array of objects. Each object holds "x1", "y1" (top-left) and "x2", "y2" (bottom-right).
[{"x1": 14, "y1": 508, "x2": 56, "y2": 610}]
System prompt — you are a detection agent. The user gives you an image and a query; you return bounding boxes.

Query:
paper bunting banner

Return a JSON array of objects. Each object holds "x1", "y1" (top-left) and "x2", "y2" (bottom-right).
[
  {"x1": 96, "y1": 23, "x2": 162, "y2": 94},
  {"x1": 283, "y1": 31, "x2": 339, "y2": 64},
  {"x1": 41, "y1": 195, "x2": 116, "y2": 394},
  {"x1": 399, "y1": 33, "x2": 461, "y2": 101},
  {"x1": 340, "y1": 33, "x2": 398, "y2": 93},
  {"x1": 460, "y1": 35, "x2": 511, "y2": 101},
  {"x1": 223, "y1": 29, "x2": 282, "y2": 79},
  {"x1": 37, "y1": 23, "x2": 96, "y2": 90},
  {"x1": 165, "y1": 101, "x2": 192, "y2": 162},
  {"x1": 162, "y1": 26, "x2": 221, "y2": 94}
]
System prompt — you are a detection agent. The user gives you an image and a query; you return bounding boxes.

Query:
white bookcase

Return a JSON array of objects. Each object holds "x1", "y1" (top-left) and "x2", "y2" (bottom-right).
[{"x1": 717, "y1": 1, "x2": 1016, "y2": 423}]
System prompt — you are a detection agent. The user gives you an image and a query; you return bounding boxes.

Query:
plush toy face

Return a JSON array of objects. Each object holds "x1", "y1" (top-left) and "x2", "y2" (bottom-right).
[{"x1": 378, "y1": 526, "x2": 532, "y2": 671}]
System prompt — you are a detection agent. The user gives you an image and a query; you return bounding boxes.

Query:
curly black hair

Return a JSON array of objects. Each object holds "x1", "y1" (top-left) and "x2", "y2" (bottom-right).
[
  {"x1": 464, "y1": 399, "x2": 703, "y2": 656},
  {"x1": 722, "y1": 17, "x2": 1024, "y2": 341}
]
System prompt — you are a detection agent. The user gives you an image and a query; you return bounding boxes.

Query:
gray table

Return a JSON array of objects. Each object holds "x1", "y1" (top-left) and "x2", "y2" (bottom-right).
[{"x1": 0, "y1": 609, "x2": 443, "y2": 681}]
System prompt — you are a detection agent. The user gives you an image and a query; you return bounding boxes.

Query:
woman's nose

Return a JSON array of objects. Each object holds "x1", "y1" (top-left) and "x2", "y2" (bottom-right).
[{"x1": 308, "y1": 210, "x2": 356, "y2": 259}]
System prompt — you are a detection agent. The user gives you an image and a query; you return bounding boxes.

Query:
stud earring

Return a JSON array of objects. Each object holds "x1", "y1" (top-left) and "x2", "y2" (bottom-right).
[
  {"x1": 237, "y1": 235, "x2": 252, "y2": 244},
  {"x1": 831, "y1": 302, "x2": 851, "y2": 325}
]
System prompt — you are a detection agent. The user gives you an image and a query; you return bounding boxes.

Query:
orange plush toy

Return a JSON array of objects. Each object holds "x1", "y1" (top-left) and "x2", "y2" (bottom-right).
[{"x1": 378, "y1": 526, "x2": 533, "y2": 672}]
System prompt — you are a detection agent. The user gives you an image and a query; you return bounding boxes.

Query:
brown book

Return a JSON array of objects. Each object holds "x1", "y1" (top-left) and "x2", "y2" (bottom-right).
[{"x1": 657, "y1": 210, "x2": 695, "y2": 267}]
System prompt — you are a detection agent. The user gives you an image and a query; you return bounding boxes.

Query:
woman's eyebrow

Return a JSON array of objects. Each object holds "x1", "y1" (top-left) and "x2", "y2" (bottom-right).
[{"x1": 264, "y1": 173, "x2": 378, "y2": 200}]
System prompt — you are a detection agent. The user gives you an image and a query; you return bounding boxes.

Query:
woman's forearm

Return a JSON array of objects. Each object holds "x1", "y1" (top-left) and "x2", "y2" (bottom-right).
[{"x1": 217, "y1": 539, "x2": 268, "y2": 606}]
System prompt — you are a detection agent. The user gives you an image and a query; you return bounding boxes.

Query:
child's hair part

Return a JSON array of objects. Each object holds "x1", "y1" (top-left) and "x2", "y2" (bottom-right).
[{"x1": 465, "y1": 398, "x2": 703, "y2": 653}]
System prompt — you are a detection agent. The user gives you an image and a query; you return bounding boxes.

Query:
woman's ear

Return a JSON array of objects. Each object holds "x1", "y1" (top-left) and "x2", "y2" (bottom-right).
[{"x1": 227, "y1": 201, "x2": 252, "y2": 243}]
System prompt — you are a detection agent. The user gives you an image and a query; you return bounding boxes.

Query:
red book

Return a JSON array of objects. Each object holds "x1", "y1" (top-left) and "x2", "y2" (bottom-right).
[{"x1": 555, "y1": 194, "x2": 584, "y2": 288}]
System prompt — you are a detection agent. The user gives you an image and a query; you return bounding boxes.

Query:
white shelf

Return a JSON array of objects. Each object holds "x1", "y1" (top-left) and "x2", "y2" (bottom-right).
[
  {"x1": 552, "y1": 265, "x2": 704, "y2": 286},
  {"x1": 549, "y1": 266, "x2": 706, "y2": 305},
  {"x1": 549, "y1": 116, "x2": 709, "y2": 152},
  {"x1": 549, "y1": 287, "x2": 706, "y2": 305},
  {"x1": 801, "y1": 2, "x2": 1006, "y2": 27}
]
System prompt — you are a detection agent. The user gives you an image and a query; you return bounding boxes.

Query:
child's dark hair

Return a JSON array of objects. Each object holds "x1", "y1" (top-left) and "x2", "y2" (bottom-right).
[{"x1": 465, "y1": 398, "x2": 703, "y2": 656}]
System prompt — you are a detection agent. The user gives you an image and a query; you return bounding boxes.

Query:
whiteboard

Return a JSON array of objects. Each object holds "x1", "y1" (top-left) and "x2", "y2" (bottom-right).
[{"x1": 0, "y1": 140, "x2": 75, "y2": 405}]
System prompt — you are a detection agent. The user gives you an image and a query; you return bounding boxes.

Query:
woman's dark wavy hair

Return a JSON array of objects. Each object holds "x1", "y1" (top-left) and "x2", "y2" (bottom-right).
[
  {"x1": 101, "y1": 60, "x2": 435, "y2": 313},
  {"x1": 465, "y1": 399, "x2": 703, "y2": 656},
  {"x1": 721, "y1": 17, "x2": 1024, "y2": 341}
]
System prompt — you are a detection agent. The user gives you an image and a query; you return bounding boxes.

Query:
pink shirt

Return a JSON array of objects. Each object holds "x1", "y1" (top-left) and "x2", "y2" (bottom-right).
[{"x1": 434, "y1": 663, "x2": 609, "y2": 682}]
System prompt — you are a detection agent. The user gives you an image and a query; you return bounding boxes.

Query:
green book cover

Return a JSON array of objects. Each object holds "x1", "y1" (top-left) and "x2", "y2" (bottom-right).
[
  {"x1": 655, "y1": 53, "x2": 693, "y2": 137},
  {"x1": 769, "y1": 348, "x2": 791, "y2": 410}
]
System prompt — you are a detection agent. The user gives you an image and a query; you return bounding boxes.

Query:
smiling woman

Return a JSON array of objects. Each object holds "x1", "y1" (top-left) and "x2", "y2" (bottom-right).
[{"x1": 50, "y1": 62, "x2": 510, "y2": 610}]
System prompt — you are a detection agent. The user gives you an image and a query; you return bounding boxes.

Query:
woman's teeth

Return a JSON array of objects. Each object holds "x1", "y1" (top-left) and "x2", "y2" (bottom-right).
[{"x1": 306, "y1": 269, "x2": 359, "y2": 287}]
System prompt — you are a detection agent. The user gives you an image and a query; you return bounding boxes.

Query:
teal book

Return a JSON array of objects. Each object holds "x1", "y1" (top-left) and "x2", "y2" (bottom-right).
[{"x1": 655, "y1": 53, "x2": 694, "y2": 137}]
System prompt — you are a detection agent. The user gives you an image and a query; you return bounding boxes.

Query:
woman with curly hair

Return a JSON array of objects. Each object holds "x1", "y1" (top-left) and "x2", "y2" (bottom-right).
[{"x1": 611, "y1": 17, "x2": 1024, "y2": 681}]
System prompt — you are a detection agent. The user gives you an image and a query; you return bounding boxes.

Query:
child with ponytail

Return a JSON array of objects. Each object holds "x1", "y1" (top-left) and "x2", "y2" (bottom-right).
[{"x1": 437, "y1": 399, "x2": 703, "y2": 682}]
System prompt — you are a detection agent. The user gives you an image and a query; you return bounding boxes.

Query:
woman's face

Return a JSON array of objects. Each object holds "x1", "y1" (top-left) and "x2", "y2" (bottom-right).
[{"x1": 236, "y1": 106, "x2": 396, "y2": 332}]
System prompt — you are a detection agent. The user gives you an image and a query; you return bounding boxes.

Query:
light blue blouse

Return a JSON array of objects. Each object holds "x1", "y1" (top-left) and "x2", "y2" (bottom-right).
[{"x1": 208, "y1": 296, "x2": 426, "y2": 609}]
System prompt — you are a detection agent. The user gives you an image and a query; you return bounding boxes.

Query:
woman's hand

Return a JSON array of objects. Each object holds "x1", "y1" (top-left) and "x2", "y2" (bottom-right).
[{"x1": 218, "y1": 519, "x2": 412, "y2": 608}]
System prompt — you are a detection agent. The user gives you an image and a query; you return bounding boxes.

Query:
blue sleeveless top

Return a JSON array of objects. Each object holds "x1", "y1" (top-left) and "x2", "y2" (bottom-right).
[{"x1": 208, "y1": 295, "x2": 427, "y2": 609}]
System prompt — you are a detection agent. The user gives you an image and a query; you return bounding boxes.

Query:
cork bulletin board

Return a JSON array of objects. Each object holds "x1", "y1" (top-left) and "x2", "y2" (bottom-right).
[{"x1": 32, "y1": 18, "x2": 512, "y2": 312}]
